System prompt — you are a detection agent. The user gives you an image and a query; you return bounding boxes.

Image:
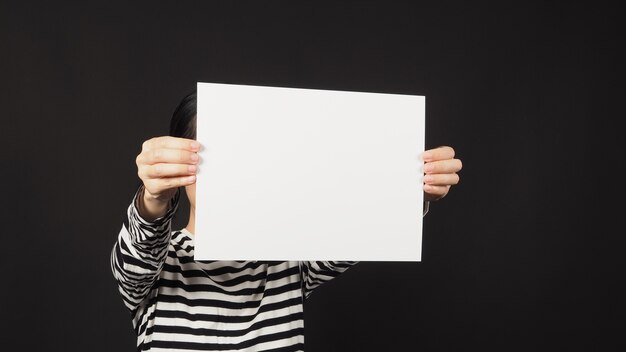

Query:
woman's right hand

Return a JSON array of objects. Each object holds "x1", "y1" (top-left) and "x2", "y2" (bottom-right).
[{"x1": 135, "y1": 136, "x2": 200, "y2": 221}]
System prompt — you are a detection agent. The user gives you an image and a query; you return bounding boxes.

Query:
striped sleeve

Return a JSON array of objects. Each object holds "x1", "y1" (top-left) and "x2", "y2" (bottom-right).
[
  {"x1": 299, "y1": 261, "x2": 359, "y2": 300},
  {"x1": 110, "y1": 186, "x2": 180, "y2": 313},
  {"x1": 299, "y1": 203, "x2": 429, "y2": 300}
]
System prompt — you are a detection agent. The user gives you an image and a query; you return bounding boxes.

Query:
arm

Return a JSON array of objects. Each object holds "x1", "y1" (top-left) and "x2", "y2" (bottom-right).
[
  {"x1": 299, "y1": 261, "x2": 359, "y2": 300},
  {"x1": 299, "y1": 147, "x2": 461, "y2": 299},
  {"x1": 299, "y1": 207, "x2": 429, "y2": 300},
  {"x1": 110, "y1": 136, "x2": 199, "y2": 312},
  {"x1": 110, "y1": 186, "x2": 180, "y2": 312}
]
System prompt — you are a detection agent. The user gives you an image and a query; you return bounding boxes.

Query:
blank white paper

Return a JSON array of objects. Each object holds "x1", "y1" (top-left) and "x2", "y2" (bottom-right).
[{"x1": 195, "y1": 82, "x2": 425, "y2": 261}]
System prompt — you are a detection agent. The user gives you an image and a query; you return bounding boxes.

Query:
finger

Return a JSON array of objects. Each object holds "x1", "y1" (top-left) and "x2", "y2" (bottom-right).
[
  {"x1": 145, "y1": 175, "x2": 197, "y2": 194},
  {"x1": 143, "y1": 148, "x2": 199, "y2": 165},
  {"x1": 423, "y1": 184, "x2": 450, "y2": 198},
  {"x1": 143, "y1": 136, "x2": 200, "y2": 152},
  {"x1": 424, "y1": 158, "x2": 463, "y2": 174},
  {"x1": 423, "y1": 173, "x2": 459, "y2": 186},
  {"x1": 422, "y1": 146, "x2": 455, "y2": 162},
  {"x1": 144, "y1": 163, "x2": 197, "y2": 179}
]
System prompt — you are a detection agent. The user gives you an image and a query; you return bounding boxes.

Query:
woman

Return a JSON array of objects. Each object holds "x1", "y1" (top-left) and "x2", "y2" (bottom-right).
[{"x1": 111, "y1": 90, "x2": 463, "y2": 351}]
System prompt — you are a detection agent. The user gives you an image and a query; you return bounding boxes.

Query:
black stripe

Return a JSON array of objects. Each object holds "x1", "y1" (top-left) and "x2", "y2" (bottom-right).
[
  {"x1": 161, "y1": 262, "x2": 268, "y2": 280},
  {"x1": 149, "y1": 327, "x2": 304, "y2": 351},
  {"x1": 119, "y1": 240, "x2": 160, "y2": 271},
  {"x1": 309, "y1": 262, "x2": 341, "y2": 278},
  {"x1": 155, "y1": 281, "x2": 301, "y2": 309},
  {"x1": 140, "y1": 235, "x2": 172, "y2": 252},
  {"x1": 153, "y1": 296, "x2": 303, "y2": 324},
  {"x1": 330, "y1": 261, "x2": 359, "y2": 268},
  {"x1": 161, "y1": 262, "x2": 299, "y2": 286},
  {"x1": 172, "y1": 232, "x2": 191, "y2": 246},
  {"x1": 156, "y1": 293, "x2": 262, "y2": 310},
  {"x1": 170, "y1": 256, "x2": 271, "y2": 275},
  {"x1": 259, "y1": 342, "x2": 305, "y2": 352},
  {"x1": 137, "y1": 295, "x2": 160, "y2": 337},
  {"x1": 264, "y1": 281, "x2": 302, "y2": 298},
  {"x1": 151, "y1": 311, "x2": 304, "y2": 337},
  {"x1": 154, "y1": 278, "x2": 267, "y2": 296}
]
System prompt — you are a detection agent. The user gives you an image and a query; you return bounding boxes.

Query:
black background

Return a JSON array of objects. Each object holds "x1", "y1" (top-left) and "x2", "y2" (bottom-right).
[{"x1": 1, "y1": 1, "x2": 624, "y2": 351}]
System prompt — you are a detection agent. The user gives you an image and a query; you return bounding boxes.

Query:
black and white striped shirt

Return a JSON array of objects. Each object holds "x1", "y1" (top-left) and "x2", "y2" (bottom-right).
[{"x1": 111, "y1": 188, "x2": 358, "y2": 351}]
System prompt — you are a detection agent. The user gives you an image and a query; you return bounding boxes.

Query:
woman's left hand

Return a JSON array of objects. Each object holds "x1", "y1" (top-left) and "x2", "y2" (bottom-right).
[{"x1": 422, "y1": 146, "x2": 462, "y2": 202}]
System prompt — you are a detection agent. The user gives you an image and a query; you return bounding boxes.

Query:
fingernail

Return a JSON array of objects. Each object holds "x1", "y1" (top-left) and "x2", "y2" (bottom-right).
[
  {"x1": 422, "y1": 151, "x2": 433, "y2": 161},
  {"x1": 190, "y1": 141, "x2": 200, "y2": 150},
  {"x1": 188, "y1": 165, "x2": 197, "y2": 173},
  {"x1": 424, "y1": 164, "x2": 434, "y2": 172},
  {"x1": 188, "y1": 175, "x2": 196, "y2": 182},
  {"x1": 191, "y1": 153, "x2": 199, "y2": 162},
  {"x1": 423, "y1": 175, "x2": 433, "y2": 183}
]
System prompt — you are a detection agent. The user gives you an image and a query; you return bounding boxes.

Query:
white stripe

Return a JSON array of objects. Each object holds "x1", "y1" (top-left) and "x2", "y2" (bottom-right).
[
  {"x1": 156, "y1": 305, "x2": 303, "y2": 331},
  {"x1": 149, "y1": 320, "x2": 303, "y2": 345},
  {"x1": 153, "y1": 285, "x2": 302, "y2": 316}
]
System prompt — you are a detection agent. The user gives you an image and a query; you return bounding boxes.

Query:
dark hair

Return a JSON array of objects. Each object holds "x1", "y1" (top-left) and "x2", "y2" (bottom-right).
[{"x1": 169, "y1": 90, "x2": 197, "y2": 139}]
